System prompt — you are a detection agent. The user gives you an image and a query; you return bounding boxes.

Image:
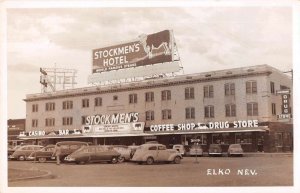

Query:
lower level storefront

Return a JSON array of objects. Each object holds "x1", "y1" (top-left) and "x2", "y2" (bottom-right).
[{"x1": 18, "y1": 122, "x2": 293, "y2": 153}]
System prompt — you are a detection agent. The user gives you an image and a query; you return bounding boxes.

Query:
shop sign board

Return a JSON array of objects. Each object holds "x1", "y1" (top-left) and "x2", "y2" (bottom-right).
[
  {"x1": 82, "y1": 122, "x2": 145, "y2": 135},
  {"x1": 276, "y1": 89, "x2": 291, "y2": 120},
  {"x1": 148, "y1": 120, "x2": 259, "y2": 133},
  {"x1": 92, "y1": 30, "x2": 173, "y2": 73}
]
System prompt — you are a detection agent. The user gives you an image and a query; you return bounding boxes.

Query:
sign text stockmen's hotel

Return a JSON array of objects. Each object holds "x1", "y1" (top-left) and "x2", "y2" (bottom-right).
[{"x1": 92, "y1": 30, "x2": 173, "y2": 73}]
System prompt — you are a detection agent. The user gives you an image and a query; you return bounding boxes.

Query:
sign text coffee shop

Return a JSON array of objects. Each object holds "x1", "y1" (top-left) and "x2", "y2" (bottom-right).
[{"x1": 20, "y1": 30, "x2": 293, "y2": 153}]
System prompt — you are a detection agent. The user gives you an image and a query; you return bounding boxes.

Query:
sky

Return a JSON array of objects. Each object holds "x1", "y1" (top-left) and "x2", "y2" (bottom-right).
[{"x1": 6, "y1": 5, "x2": 293, "y2": 119}]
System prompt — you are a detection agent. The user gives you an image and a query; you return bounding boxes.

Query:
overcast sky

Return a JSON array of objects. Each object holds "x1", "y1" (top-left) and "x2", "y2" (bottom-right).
[{"x1": 7, "y1": 6, "x2": 293, "y2": 119}]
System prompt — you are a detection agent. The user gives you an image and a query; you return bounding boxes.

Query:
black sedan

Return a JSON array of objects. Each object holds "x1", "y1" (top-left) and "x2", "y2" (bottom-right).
[{"x1": 64, "y1": 145, "x2": 121, "y2": 164}]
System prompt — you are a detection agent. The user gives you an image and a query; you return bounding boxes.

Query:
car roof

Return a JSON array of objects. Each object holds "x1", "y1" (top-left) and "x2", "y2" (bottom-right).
[
  {"x1": 56, "y1": 141, "x2": 89, "y2": 145},
  {"x1": 141, "y1": 143, "x2": 165, "y2": 147},
  {"x1": 20, "y1": 145, "x2": 43, "y2": 147}
]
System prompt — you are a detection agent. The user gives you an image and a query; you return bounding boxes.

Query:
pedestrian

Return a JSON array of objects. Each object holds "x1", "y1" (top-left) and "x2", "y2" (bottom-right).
[{"x1": 52, "y1": 144, "x2": 62, "y2": 165}]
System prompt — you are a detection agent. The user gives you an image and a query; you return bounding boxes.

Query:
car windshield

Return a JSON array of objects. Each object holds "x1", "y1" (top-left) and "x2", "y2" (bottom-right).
[{"x1": 230, "y1": 144, "x2": 241, "y2": 148}]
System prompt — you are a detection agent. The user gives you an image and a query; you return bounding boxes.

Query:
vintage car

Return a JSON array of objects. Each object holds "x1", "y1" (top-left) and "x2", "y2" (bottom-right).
[
  {"x1": 9, "y1": 145, "x2": 44, "y2": 161},
  {"x1": 172, "y1": 144, "x2": 186, "y2": 156},
  {"x1": 208, "y1": 144, "x2": 223, "y2": 157},
  {"x1": 110, "y1": 145, "x2": 132, "y2": 162},
  {"x1": 8, "y1": 145, "x2": 22, "y2": 157},
  {"x1": 189, "y1": 144, "x2": 203, "y2": 156},
  {"x1": 54, "y1": 141, "x2": 89, "y2": 162},
  {"x1": 227, "y1": 144, "x2": 244, "y2": 157},
  {"x1": 27, "y1": 144, "x2": 56, "y2": 162},
  {"x1": 131, "y1": 143, "x2": 182, "y2": 165},
  {"x1": 64, "y1": 145, "x2": 121, "y2": 164}
]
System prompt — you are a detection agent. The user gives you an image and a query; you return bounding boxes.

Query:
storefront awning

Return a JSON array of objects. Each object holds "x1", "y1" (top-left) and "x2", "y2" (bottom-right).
[{"x1": 18, "y1": 133, "x2": 155, "y2": 140}]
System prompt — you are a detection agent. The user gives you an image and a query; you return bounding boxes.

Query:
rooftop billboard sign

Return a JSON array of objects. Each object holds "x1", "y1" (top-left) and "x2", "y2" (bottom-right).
[{"x1": 92, "y1": 30, "x2": 173, "y2": 73}]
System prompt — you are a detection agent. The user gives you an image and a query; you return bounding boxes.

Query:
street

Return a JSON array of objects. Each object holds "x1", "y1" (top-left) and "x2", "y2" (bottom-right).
[{"x1": 8, "y1": 155, "x2": 293, "y2": 187}]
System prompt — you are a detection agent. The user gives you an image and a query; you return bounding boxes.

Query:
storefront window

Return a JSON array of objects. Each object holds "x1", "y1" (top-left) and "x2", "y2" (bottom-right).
[
  {"x1": 274, "y1": 132, "x2": 283, "y2": 147},
  {"x1": 235, "y1": 132, "x2": 252, "y2": 144},
  {"x1": 212, "y1": 133, "x2": 229, "y2": 144}
]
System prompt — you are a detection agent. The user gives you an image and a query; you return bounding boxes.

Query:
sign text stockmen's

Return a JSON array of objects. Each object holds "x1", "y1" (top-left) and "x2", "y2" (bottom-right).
[
  {"x1": 149, "y1": 120, "x2": 259, "y2": 132},
  {"x1": 85, "y1": 112, "x2": 139, "y2": 125},
  {"x1": 92, "y1": 30, "x2": 173, "y2": 73}
]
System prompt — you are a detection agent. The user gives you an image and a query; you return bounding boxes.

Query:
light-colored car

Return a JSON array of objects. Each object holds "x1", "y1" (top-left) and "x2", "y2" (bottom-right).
[
  {"x1": 9, "y1": 145, "x2": 44, "y2": 161},
  {"x1": 131, "y1": 143, "x2": 182, "y2": 165},
  {"x1": 189, "y1": 144, "x2": 203, "y2": 156},
  {"x1": 228, "y1": 144, "x2": 244, "y2": 157},
  {"x1": 173, "y1": 144, "x2": 185, "y2": 156},
  {"x1": 64, "y1": 145, "x2": 121, "y2": 164}
]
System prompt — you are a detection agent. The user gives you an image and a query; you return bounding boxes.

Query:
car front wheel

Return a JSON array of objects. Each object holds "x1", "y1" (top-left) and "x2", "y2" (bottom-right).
[
  {"x1": 18, "y1": 155, "x2": 25, "y2": 161},
  {"x1": 146, "y1": 157, "x2": 154, "y2": 165},
  {"x1": 111, "y1": 157, "x2": 118, "y2": 164},
  {"x1": 118, "y1": 157, "x2": 125, "y2": 163},
  {"x1": 173, "y1": 156, "x2": 181, "y2": 164},
  {"x1": 38, "y1": 157, "x2": 47, "y2": 163}
]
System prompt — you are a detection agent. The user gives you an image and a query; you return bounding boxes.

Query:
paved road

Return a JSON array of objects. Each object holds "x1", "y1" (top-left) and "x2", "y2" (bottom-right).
[{"x1": 8, "y1": 155, "x2": 293, "y2": 187}]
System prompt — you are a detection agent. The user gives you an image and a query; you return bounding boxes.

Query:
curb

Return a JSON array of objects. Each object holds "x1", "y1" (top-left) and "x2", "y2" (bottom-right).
[{"x1": 8, "y1": 168, "x2": 53, "y2": 182}]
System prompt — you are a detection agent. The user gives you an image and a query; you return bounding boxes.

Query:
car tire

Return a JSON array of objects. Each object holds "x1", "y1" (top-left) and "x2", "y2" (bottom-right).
[
  {"x1": 111, "y1": 157, "x2": 118, "y2": 164},
  {"x1": 118, "y1": 157, "x2": 125, "y2": 163},
  {"x1": 173, "y1": 156, "x2": 181, "y2": 164},
  {"x1": 38, "y1": 157, "x2": 46, "y2": 163},
  {"x1": 18, "y1": 155, "x2": 25, "y2": 161},
  {"x1": 146, "y1": 157, "x2": 154, "y2": 165}
]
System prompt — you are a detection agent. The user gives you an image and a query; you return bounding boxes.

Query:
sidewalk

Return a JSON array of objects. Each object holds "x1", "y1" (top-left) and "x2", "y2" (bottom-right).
[{"x1": 243, "y1": 152, "x2": 293, "y2": 157}]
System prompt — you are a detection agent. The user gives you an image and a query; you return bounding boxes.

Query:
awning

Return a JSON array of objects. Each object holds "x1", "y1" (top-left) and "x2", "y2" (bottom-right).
[{"x1": 18, "y1": 133, "x2": 155, "y2": 140}]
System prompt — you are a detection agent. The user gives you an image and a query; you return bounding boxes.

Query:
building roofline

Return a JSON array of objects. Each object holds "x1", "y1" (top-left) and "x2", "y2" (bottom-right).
[{"x1": 24, "y1": 64, "x2": 287, "y2": 102}]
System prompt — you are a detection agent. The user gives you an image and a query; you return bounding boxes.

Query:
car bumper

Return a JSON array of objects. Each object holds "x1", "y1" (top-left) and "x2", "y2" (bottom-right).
[{"x1": 64, "y1": 157, "x2": 76, "y2": 162}]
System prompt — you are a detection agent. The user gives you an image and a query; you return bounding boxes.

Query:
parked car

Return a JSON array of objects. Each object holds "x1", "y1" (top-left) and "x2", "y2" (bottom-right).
[
  {"x1": 173, "y1": 144, "x2": 186, "y2": 156},
  {"x1": 189, "y1": 144, "x2": 203, "y2": 156},
  {"x1": 27, "y1": 144, "x2": 56, "y2": 162},
  {"x1": 131, "y1": 143, "x2": 182, "y2": 165},
  {"x1": 111, "y1": 145, "x2": 132, "y2": 162},
  {"x1": 54, "y1": 141, "x2": 89, "y2": 162},
  {"x1": 9, "y1": 145, "x2": 44, "y2": 161},
  {"x1": 228, "y1": 144, "x2": 244, "y2": 157},
  {"x1": 8, "y1": 145, "x2": 22, "y2": 157},
  {"x1": 208, "y1": 144, "x2": 223, "y2": 157},
  {"x1": 64, "y1": 145, "x2": 121, "y2": 164}
]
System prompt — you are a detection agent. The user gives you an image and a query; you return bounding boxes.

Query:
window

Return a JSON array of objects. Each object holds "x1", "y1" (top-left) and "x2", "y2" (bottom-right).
[
  {"x1": 82, "y1": 116, "x2": 87, "y2": 125},
  {"x1": 246, "y1": 81, "x2": 257, "y2": 94},
  {"x1": 185, "y1": 87, "x2": 195, "y2": 99},
  {"x1": 161, "y1": 90, "x2": 171, "y2": 101},
  {"x1": 82, "y1": 99, "x2": 89, "y2": 108},
  {"x1": 225, "y1": 83, "x2": 235, "y2": 96},
  {"x1": 32, "y1": 119, "x2": 38, "y2": 127},
  {"x1": 225, "y1": 104, "x2": 236, "y2": 117},
  {"x1": 274, "y1": 132, "x2": 283, "y2": 147},
  {"x1": 63, "y1": 117, "x2": 73, "y2": 126},
  {"x1": 247, "y1": 102, "x2": 258, "y2": 116},
  {"x1": 62, "y1": 101, "x2": 73, "y2": 110},
  {"x1": 149, "y1": 146, "x2": 157, "y2": 150},
  {"x1": 45, "y1": 102, "x2": 55, "y2": 111},
  {"x1": 32, "y1": 104, "x2": 38, "y2": 112},
  {"x1": 94, "y1": 97, "x2": 102, "y2": 107},
  {"x1": 113, "y1": 95, "x2": 118, "y2": 101},
  {"x1": 272, "y1": 103, "x2": 276, "y2": 115},
  {"x1": 204, "y1": 85, "x2": 214, "y2": 98},
  {"x1": 146, "y1": 111, "x2": 154, "y2": 121},
  {"x1": 212, "y1": 133, "x2": 229, "y2": 144},
  {"x1": 158, "y1": 146, "x2": 166, "y2": 150},
  {"x1": 162, "y1": 109, "x2": 172, "y2": 120},
  {"x1": 145, "y1": 92, "x2": 154, "y2": 102},
  {"x1": 129, "y1": 94, "x2": 137, "y2": 104},
  {"x1": 270, "y1": 82, "x2": 275, "y2": 94},
  {"x1": 235, "y1": 132, "x2": 252, "y2": 144},
  {"x1": 204, "y1": 105, "x2": 214, "y2": 118},
  {"x1": 185, "y1": 107, "x2": 195, "y2": 119},
  {"x1": 192, "y1": 134, "x2": 207, "y2": 145},
  {"x1": 45, "y1": 118, "x2": 55, "y2": 127}
]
